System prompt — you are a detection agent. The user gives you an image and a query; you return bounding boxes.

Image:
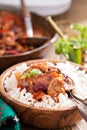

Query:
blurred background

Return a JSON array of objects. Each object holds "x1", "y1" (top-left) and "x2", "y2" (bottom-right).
[
  {"x1": 0, "y1": 0, "x2": 87, "y2": 70},
  {"x1": 0, "y1": 1, "x2": 87, "y2": 130}
]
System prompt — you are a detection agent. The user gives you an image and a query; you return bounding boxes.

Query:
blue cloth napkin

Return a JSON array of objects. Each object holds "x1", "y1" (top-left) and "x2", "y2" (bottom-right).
[{"x1": 0, "y1": 98, "x2": 21, "y2": 130}]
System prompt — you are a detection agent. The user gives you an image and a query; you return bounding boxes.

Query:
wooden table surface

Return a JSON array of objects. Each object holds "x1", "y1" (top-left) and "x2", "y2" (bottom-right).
[{"x1": 21, "y1": 0, "x2": 87, "y2": 129}]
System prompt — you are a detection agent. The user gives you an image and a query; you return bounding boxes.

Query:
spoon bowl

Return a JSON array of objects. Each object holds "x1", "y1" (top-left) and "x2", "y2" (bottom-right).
[
  {"x1": 68, "y1": 90, "x2": 87, "y2": 122},
  {"x1": 17, "y1": 36, "x2": 48, "y2": 47}
]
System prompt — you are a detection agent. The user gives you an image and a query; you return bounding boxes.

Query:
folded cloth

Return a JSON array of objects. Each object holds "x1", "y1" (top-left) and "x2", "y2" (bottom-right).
[{"x1": 0, "y1": 98, "x2": 21, "y2": 130}]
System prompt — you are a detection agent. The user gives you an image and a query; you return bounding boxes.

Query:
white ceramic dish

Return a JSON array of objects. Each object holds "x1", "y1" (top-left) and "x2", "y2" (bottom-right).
[{"x1": 0, "y1": 0, "x2": 72, "y2": 16}]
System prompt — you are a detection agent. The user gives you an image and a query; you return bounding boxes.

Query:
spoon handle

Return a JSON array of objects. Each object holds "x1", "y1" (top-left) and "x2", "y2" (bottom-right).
[
  {"x1": 47, "y1": 16, "x2": 66, "y2": 39},
  {"x1": 21, "y1": 0, "x2": 33, "y2": 37},
  {"x1": 21, "y1": 0, "x2": 30, "y2": 17},
  {"x1": 70, "y1": 91, "x2": 87, "y2": 122}
]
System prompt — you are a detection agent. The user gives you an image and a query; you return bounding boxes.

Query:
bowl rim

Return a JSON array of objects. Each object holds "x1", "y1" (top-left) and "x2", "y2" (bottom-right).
[{"x1": 0, "y1": 59, "x2": 81, "y2": 111}]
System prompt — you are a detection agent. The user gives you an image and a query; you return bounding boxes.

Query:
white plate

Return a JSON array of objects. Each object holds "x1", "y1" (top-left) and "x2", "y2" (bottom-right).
[{"x1": 0, "y1": 0, "x2": 72, "y2": 16}]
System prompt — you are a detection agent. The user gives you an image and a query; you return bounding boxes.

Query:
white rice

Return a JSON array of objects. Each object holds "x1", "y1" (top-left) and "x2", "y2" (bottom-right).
[{"x1": 4, "y1": 61, "x2": 87, "y2": 109}]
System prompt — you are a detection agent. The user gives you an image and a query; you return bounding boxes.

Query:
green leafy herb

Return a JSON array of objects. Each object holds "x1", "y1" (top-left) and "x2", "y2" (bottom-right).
[
  {"x1": 21, "y1": 69, "x2": 42, "y2": 79},
  {"x1": 72, "y1": 23, "x2": 87, "y2": 39},
  {"x1": 55, "y1": 23, "x2": 87, "y2": 64}
]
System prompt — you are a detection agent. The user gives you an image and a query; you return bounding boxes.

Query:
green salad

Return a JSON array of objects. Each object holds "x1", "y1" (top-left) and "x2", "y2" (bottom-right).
[{"x1": 55, "y1": 24, "x2": 87, "y2": 64}]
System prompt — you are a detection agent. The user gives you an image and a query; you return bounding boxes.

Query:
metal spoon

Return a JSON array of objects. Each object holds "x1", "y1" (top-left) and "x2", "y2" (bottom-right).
[
  {"x1": 20, "y1": 0, "x2": 48, "y2": 46},
  {"x1": 69, "y1": 90, "x2": 87, "y2": 122}
]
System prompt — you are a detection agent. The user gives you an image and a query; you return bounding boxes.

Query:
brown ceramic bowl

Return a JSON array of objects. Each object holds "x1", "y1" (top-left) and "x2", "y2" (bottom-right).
[
  {"x1": 0, "y1": 59, "x2": 82, "y2": 129},
  {"x1": 0, "y1": 6, "x2": 57, "y2": 73}
]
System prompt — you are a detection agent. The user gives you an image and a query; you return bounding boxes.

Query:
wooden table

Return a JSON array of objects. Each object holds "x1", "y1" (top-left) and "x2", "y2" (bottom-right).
[{"x1": 21, "y1": 0, "x2": 87, "y2": 129}]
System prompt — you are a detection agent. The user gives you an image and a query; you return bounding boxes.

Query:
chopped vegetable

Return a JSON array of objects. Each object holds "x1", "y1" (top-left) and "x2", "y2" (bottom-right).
[
  {"x1": 33, "y1": 91, "x2": 45, "y2": 100},
  {"x1": 21, "y1": 69, "x2": 42, "y2": 79},
  {"x1": 15, "y1": 72, "x2": 21, "y2": 80}
]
